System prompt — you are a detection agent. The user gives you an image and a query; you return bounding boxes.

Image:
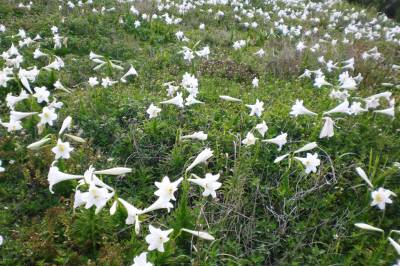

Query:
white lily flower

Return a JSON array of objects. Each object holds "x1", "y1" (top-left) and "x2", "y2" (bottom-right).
[
  {"x1": 64, "y1": 134, "x2": 86, "y2": 143},
  {"x1": 219, "y1": 95, "x2": 242, "y2": 102},
  {"x1": 355, "y1": 167, "x2": 373, "y2": 188},
  {"x1": 293, "y1": 142, "x2": 318, "y2": 154},
  {"x1": 290, "y1": 99, "x2": 317, "y2": 117},
  {"x1": 51, "y1": 139, "x2": 74, "y2": 160},
  {"x1": 246, "y1": 99, "x2": 264, "y2": 117},
  {"x1": 160, "y1": 92, "x2": 184, "y2": 108},
  {"x1": 181, "y1": 131, "x2": 208, "y2": 141},
  {"x1": 388, "y1": 237, "x2": 400, "y2": 255},
  {"x1": 189, "y1": 173, "x2": 222, "y2": 198},
  {"x1": 10, "y1": 111, "x2": 37, "y2": 121},
  {"x1": 354, "y1": 223, "x2": 384, "y2": 233},
  {"x1": 255, "y1": 121, "x2": 268, "y2": 137},
  {"x1": 59, "y1": 116, "x2": 72, "y2": 135},
  {"x1": 131, "y1": 252, "x2": 152, "y2": 266},
  {"x1": 27, "y1": 137, "x2": 51, "y2": 150},
  {"x1": 145, "y1": 225, "x2": 173, "y2": 252},
  {"x1": 263, "y1": 133, "x2": 287, "y2": 151},
  {"x1": 323, "y1": 100, "x2": 350, "y2": 115},
  {"x1": 294, "y1": 153, "x2": 320, "y2": 174},
  {"x1": 186, "y1": 148, "x2": 213, "y2": 172},
  {"x1": 48, "y1": 165, "x2": 83, "y2": 193},
  {"x1": 154, "y1": 176, "x2": 183, "y2": 202},
  {"x1": 120, "y1": 65, "x2": 138, "y2": 83},
  {"x1": 371, "y1": 187, "x2": 396, "y2": 210},
  {"x1": 94, "y1": 167, "x2": 132, "y2": 175},
  {"x1": 319, "y1": 117, "x2": 335, "y2": 139},
  {"x1": 181, "y1": 228, "x2": 215, "y2": 241}
]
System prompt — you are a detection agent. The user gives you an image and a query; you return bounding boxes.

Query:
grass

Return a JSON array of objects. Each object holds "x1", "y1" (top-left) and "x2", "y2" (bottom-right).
[{"x1": 0, "y1": 0, "x2": 400, "y2": 265}]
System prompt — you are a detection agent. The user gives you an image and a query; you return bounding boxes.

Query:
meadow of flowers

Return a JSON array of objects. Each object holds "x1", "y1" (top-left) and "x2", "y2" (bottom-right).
[{"x1": 0, "y1": 0, "x2": 399, "y2": 265}]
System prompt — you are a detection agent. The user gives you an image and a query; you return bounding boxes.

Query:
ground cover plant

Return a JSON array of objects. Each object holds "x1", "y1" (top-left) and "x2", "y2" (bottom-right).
[{"x1": 0, "y1": 0, "x2": 400, "y2": 265}]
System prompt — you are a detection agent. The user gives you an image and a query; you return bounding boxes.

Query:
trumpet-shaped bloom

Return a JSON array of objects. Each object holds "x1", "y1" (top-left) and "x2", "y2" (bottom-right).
[
  {"x1": 160, "y1": 92, "x2": 184, "y2": 108},
  {"x1": 181, "y1": 131, "x2": 207, "y2": 141},
  {"x1": 290, "y1": 99, "x2": 317, "y2": 117},
  {"x1": 154, "y1": 176, "x2": 183, "y2": 202},
  {"x1": 185, "y1": 95, "x2": 204, "y2": 106},
  {"x1": 1, "y1": 119, "x2": 23, "y2": 132},
  {"x1": 374, "y1": 106, "x2": 395, "y2": 118},
  {"x1": 314, "y1": 75, "x2": 332, "y2": 88},
  {"x1": 118, "y1": 198, "x2": 142, "y2": 231},
  {"x1": 246, "y1": 99, "x2": 264, "y2": 117},
  {"x1": 293, "y1": 142, "x2": 318, "y2": 154},
  {"x1": 51, "y1": 139, "x2": 74, "y2": 160},
  {"x1": 145, "y1": 225, "x2": 173, "y2": 252},
  {"x1": 141, "y1": 198, "x2": 174, "y2": 214},
  {"x1": 189, "y1": 173, "x2": 221, "y2": 198},
  {"x1": 10, "y1": 111, "x2": 37, "y2": 121},
  {"x1": 146, "y1": 103, "x2": 162, "y2": 119},
  {"x1": 131, "y1": 252, "x2": 152, "y2": 266},
  {"x1": 242, "y1": 132, "x2": 257, "y2": 146},
  {"x1": 38, "y1": 107, "x2": 58, "y2": 126},
  {"x1": 319, "y1": 117, "x2": 335, "y2": 139},
  {"x1": 294, "y1": 153, "x2": 320, "y2": 174},
  {"x1": 263, "y1": 133, "x2": 287, "y2": 151},
  {"x1": 33, "y1": 86, "x2": 50, "y2": 103},
  {"x1": 59, "y1": 116, "x2": 72, "y2": 135},
  {"x1": 88, "y1": 77, "x2": 99, "y2": 87},
  {"x1": 83, "y1": 182, "x2": 114, "y2": 214},
  {"x1": 186, "y1": 148, "x2": 213, "y2": 172},
  {"x1": 371, "y1": 187, "x2": 395, "y2": 210},
  {"x1": 323, "y1": 100, "x2": 350, "y2": 115},
  {"x1": 121, "y1": 65, "x2": 138, "y2": 83},
  {"x1": 47, "y1": 166, "x2": 83, "y2": 193},
  {"x1": 255, "y1": 121, "x2": 268, "y2": 137},
  {"x1": 349, "y1": 102, "x2": 366, "y2": 115}
]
